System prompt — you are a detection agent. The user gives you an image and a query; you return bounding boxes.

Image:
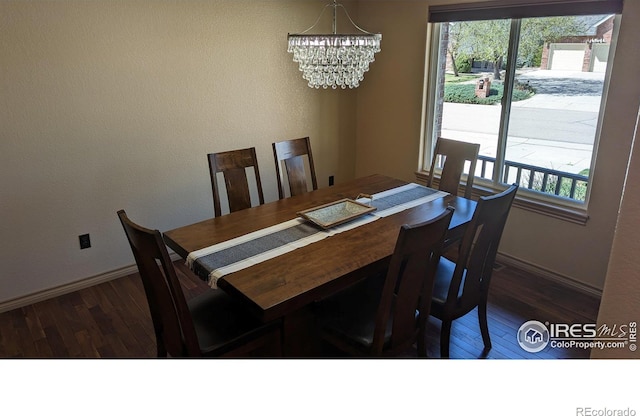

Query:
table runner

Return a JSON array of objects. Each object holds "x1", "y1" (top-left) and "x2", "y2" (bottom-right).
[{"x1": 187, "y1": 183, "x2": 448, "y2": 288}]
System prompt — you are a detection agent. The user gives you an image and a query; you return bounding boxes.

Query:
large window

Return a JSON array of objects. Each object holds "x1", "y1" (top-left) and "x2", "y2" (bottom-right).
[{"x1": 423, "y1": 1, "x2": 622, "y2": 218}]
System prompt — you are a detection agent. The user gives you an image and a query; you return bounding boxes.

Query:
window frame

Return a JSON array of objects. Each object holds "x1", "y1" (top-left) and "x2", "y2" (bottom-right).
[{"x1": 419, "y1": 9, "x2": 622, "y2": 225}]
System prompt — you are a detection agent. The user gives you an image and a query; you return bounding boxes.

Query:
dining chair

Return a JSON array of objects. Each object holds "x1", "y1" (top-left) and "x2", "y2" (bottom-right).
[
  {"x1": 429, "y1": 184, "x2": 518, "y2": 358},
  {"x1": 207, "y1": 147, "x2": 265, "y2": 217},
  {"x1": 272, "y1": 136, "x2": 318, "y2": 199},
  {"x1": 117, "y1": 210, "x2": 281, "y2": 357},
  {"x1": 427, "y1": 137, "x2": 480, "y2": 199},
  {"x1": 314, "y1": 207, "x2": 455, "y2": 357}
]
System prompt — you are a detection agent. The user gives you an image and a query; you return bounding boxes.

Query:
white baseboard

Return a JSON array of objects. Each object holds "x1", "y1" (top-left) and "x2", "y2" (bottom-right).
[
  {"x1": 0, "y1": 265, "x2": 137, "y2": 314},
  {"x1": 496, "y1": 252, "x2": 602, "y2": 298},
  {"x1": 1, "y1": 252, "x2": 600, "y2": 314},
  {"x1": 0, "y1": 254, "x2": 184, "y2": 314}
]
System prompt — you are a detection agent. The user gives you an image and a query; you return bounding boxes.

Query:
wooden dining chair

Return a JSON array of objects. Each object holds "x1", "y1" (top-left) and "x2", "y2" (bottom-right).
[
  {"x1": 429, "y1": 184, "x2": 518, "y2": 358},
  {"x1": 117, "y1": 210, "x2": 281, "y2": 357},
  {"x1": 272, "y1": 137, "x2": 318, "y2": 199},
  {"x1": 314, "y1": 207, "x2": 455, "y2": 357},
  {"x1": 427, "y1": 137, "x2": 480, "y2": 199},
  {"x1": 207, "y1": 147, "x2": 265, "y2": 217}
]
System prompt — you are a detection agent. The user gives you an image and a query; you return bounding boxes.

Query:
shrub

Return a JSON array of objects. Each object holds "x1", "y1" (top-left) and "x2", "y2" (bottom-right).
[
  {"x1": 531, "y1": 48, "x2": 543, "y2": 68},
  {"x1": 521, "y1": 170, "x2": 588, "y2": 202},
  {"x1": 514, "y1": 79, "x2": 536, "y2": 94},
  {"x1": 455, "y1": 55, "x2": 472, "y2": 73},
  {"x1": 444, "y1": 81, "x2": 534, "y2": 105}
]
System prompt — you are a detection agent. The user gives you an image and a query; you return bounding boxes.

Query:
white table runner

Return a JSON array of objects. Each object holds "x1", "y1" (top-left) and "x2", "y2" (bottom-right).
[{"x1": 187, "y1": 183, "x2": 448, "y2": 288}]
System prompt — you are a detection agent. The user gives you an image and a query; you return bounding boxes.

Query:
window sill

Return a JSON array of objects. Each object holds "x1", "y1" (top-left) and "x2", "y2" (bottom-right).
[{"x1": 414, "y1": 170, "x2": 589, "y2": 226}]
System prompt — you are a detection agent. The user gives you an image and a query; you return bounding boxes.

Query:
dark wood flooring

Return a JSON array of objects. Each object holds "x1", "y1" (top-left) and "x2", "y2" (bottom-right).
[{"x1": 0, "y1": 261, "x2": 600, "y2": 359}]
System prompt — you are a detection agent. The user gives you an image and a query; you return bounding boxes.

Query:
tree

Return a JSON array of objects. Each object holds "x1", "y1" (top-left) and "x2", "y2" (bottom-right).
[
  {"x1": 520, "y1": 17, "x2": 586, "y2": 66},
  {"x1": 446, "y1": 22, "x2": 460, "y2": 76},
  {"x1": 449, "y1": 16, "x2": 587, "y2": 80}
]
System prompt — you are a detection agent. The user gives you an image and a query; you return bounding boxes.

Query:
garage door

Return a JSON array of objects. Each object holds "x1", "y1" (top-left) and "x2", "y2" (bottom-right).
[
  {"x1": 548, "y1": 43, "x2": 586, "y2": 71},
  {"x1": 591, "y1": 44, "x2": 610, "y2": 73}
]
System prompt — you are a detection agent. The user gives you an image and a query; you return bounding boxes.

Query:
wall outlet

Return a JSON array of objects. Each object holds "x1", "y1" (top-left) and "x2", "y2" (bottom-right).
[
  {"x1": 329, "y1": 175, "x2": 334, "y2": 186},
  {"x1": 79, "y1": 234, "x2": 91, "y2": 249}
]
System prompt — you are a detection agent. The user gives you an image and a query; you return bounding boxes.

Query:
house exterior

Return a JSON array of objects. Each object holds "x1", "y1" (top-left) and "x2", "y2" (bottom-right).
[
  {"x1": 541, "y1": 14, "x2": 615, "y2": 72},
  {"x1": 444, "y1": 14, "x2": 616, "y2": 74}
]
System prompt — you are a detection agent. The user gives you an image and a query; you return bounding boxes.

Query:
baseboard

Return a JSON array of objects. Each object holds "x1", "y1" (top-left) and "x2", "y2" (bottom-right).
[
  {"x1": 0, "y1": 254, "x2": 184, "y2": 314},
  {"x1": 1, "y1": 252, "x2": 600, "y2": 314},
  {"x1": 496, "y1": 252, "x2": 603, "y2": 299}
]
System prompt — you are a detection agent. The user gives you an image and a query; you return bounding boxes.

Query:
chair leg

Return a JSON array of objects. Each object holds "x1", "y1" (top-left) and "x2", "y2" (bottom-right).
[
  {"x1": 154, "y1": 328, "x2": 168, "y2": 357},
  {"x1": 417, "y1": 329, "x2": 427, "y2": 358},
  {"x1": 440, "y1": 320, "x2": 452, "y2": 358},
  {"x1": 478, "y1": 301, "x2": 492, "y2": 352},
  {"x1": 156, "y1": 341, "x2": 167, "y2": 358}
]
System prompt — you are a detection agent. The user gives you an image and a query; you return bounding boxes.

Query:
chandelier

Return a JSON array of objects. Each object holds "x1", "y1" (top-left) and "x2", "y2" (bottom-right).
[{"x1": 287, "y1": 0, "x2": 382, "y2": 90}]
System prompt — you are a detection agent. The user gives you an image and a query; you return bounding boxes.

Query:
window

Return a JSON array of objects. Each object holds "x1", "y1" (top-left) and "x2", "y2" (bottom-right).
[{"x1": 422, "y1": 1, "x2": 622, "y2": 220}]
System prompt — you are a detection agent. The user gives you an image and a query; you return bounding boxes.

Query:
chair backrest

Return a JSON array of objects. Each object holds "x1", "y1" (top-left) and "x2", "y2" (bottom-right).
[
  {"x1": 207, "y1": 147, "x2": 265, "y2": 217},
  {"x1": 272, "y1": 137, "x2": 318, "y2": 199},
  {"x1": 427, "y1": 138, "x2": 480, "y2": 199},
  {"x1": 371, "y1": 206, "x2": 455, "y2": 355},
  {"x1": 117, "y1": 210, "x2": 201, "y2": 357},
  {"x1": 446, "y1": 184, "x2": 518, "y2": 314}
]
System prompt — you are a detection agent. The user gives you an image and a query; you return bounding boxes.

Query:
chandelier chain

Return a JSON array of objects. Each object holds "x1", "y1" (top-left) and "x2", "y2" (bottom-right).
[
  {"x1": 295, "y1": 1, "x2": 376, "y2": 36},
  {"x1": 287, "y1": 0, "x2": 382, "y2": 90}
]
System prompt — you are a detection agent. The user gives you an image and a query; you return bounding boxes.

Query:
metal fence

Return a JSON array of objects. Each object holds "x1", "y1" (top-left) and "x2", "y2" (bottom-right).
[{"x1": 476, "y1": 155, "x2": 589, "y2": 201}]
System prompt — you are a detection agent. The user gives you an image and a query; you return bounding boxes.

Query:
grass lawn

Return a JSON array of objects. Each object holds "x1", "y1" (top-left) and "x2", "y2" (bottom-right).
[{"x1": 444, "y1": 73, "x2": 482, "y2": 83}]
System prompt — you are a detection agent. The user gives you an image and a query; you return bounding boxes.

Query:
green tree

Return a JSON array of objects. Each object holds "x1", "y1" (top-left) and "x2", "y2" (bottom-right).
[
  {"x1": 450, "y1": 16, "x2": 586, "y2": 80},
  {"x1": 446, "y1": 22, "x2": 464, "y2": 76}
]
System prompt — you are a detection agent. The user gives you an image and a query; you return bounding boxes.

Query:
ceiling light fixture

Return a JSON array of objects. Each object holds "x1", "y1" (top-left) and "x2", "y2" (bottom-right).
[{"x1": 287, "y1": 0, "x2": 382, "y2": 89}]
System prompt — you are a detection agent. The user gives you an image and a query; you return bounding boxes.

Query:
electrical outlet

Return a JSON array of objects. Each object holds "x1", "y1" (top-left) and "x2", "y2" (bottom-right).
[
  {"x1": 79, "y1": 234, "x2": 91, "y2": 249},
  {"x1": 329, "y1": 175, "x2": 334, "y2": 186}
]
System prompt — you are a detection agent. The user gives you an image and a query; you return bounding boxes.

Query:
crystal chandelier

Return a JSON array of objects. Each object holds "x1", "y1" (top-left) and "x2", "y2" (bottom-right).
[{"x1": 287, "y1": 1, "x2": 382, "y2": 90}]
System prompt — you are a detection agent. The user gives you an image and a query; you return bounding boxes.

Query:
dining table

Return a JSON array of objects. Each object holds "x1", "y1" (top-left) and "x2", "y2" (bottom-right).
[{"x1": 163, "y1": 174, "x2": 477, "y2": 355}]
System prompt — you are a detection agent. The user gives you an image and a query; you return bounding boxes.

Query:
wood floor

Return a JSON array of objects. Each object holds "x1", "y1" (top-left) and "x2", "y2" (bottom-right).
[{"x1": 0, "y1": 261, "x2": 600, "y2": 359}]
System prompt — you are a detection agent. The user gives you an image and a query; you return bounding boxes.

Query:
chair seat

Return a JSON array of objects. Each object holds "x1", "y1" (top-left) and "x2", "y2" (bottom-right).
[
  {"x1": 189, "y1": 290, "x2": 278, "y2": 356},
  {"x1": 428, "y1": 184, "x2": 518, "y2": 357},
  {"x1": 316, "y1": 208, "x2": 455, "y2": 357},
  {"x1": 315, "y1": 274, "x2": 398, "y2": 353},
  {"x1": 431, "y1": 257, "x2": 465, "y2": 305},
  {"x1": 118, "y1": 209, "x2": 281, "y2": 357}
]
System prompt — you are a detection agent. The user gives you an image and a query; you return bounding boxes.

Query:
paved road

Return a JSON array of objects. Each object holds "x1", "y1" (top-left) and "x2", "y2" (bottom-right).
[
  {"x1": 444, "y1": 103, "x2": 599, "y2": 145},
  {"x1": 512, "y1": 70, "x2": 604, "y2": 145},
  {"x1": 442, "y1": 69, "x2": 605, "y2": 145},
  {"x1": 440, "y1": 69, "x2": 605, "y2": 173}
]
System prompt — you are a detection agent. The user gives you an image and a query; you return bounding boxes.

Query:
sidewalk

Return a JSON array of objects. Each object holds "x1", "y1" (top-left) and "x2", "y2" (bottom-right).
[
  {"x1": 440, "y1": 69, "x2": 602, "y2": 175},
  {"x1": 440, "y1": 129, "x2": 593, "y2": 174}
]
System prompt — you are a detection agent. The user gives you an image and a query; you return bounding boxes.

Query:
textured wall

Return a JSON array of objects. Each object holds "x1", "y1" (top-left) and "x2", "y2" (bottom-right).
[
  {"x1": 0, "y1": 0, "x2": 357, "y2": 304},
  {"x1": 2, "y1": 0, "x2": 640, "y2": 310}
]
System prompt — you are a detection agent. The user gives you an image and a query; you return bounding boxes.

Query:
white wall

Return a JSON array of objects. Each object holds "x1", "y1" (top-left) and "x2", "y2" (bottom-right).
[{"x1": 0, "y1": 0, "x2": 357, "y2": 305}]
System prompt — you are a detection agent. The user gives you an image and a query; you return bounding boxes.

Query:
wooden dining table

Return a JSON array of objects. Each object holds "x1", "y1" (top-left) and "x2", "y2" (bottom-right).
[{"x1": 163, "y1": 174, "x2": 476, "y2": 355}]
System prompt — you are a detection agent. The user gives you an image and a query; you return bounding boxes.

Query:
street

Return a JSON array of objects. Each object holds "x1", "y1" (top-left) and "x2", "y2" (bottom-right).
[{"x1": 440, "y1": 69, "x2": 605, "y2": 173}]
